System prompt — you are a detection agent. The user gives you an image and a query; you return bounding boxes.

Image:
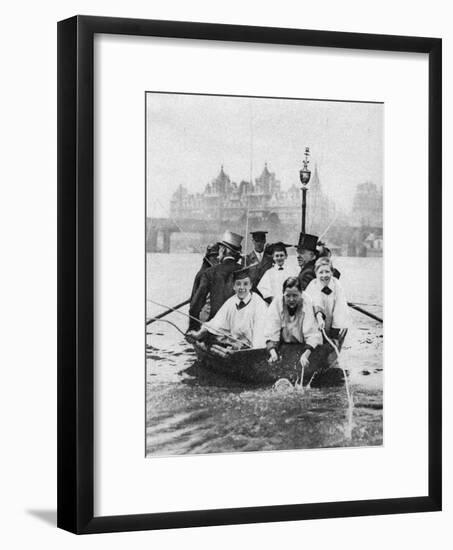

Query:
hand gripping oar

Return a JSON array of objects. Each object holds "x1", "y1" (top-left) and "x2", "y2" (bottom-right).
[
  {"x1": 147, "y1": 298, "x2": 251, "y2": 349},
  {"x1": 146, "y1": 298, "x2": 190, "y2": 325},
  {"x1": 347, "y1": 302, "x2": 383, "y2": 323}
]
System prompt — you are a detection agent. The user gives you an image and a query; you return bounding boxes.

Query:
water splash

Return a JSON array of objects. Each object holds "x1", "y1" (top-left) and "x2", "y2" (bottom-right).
[
  {"x1": 273, "y1": 378, "x2": 294, "y2": 393},
  {"x1": 322, "y1": 328, "x2": 354, "y2": 440}
]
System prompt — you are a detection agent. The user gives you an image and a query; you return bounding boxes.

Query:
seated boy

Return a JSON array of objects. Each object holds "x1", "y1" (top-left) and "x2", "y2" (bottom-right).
[
  {"x1": 187, "y1": 267, "x2": 268, "y2": 349},
  {"x1": 304, "y1": 257, "x2": 349, "y2": 344}
]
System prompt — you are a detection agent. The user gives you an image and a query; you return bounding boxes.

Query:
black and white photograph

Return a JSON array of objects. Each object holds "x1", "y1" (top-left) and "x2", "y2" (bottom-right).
[
  {"x1": 146, "y1": 92, "x2": 383, "y2": 456},
  {"x1": 0, "y1": 0, "x2": 447, "y2": 542}
]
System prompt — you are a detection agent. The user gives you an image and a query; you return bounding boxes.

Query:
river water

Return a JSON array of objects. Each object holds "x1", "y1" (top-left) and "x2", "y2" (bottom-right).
[{"x1": 146, "y1": 253, "x2": 383, "y2": 456}]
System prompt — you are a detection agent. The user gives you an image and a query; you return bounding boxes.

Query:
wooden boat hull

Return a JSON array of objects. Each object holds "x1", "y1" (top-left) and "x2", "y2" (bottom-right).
[{"x1": 192, "y1": 341, "x2": 345, "y2": 386}]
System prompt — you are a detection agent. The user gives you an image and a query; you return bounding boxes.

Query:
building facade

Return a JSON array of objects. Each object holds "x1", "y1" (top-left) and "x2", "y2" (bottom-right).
[
  {"x1": 164, "y1": 164, "x2": 382, "y2": 256},
  {"x1": 169, "y1": 163, "x2": 334, "y2": 234}
]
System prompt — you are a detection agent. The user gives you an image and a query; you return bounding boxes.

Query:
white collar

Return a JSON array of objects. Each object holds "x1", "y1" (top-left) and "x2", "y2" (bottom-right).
[
  {"x1": 235, "y1": 292, "x2": 252, "y2": 305},
  {"x1": 318, "y1": 278, "x2": 335, "y2": 291},
  {"x1": 273, "y1": 263, "x2": 286, "y2": 271}
]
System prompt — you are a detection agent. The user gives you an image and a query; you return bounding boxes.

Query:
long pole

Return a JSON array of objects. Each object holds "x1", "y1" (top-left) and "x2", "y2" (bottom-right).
[
  {"x1": 300, "y1": 147, "x2": 310, "y2": 234},
  {"x1": 146, "y1": 298, "x2": 190, "y2": 325},
  {"x1": 347, "y1": 302, "x2": 383, "y2": 323},
  {"x1": 244, "y1": 101, "x2": 253, "y2": 266},
  {"x1": 318, "y1": 212, "x2": 339, "y2": 241},
  {"x1": 147, "y1": 259, "x2": 262, "y2": 325},
  {"x1": 301, "y1": 188, "x2": 307, "y2": 233}
]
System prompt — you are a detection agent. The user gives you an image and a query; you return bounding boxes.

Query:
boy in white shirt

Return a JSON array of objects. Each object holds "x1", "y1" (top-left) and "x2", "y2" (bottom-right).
[
  {"x1": 187, "y1": 267, "x2": 268, "y2": 349},
  {"x1": 305, "y1": 257, "x2": 349, "y2": 343},
  {"x1": 257, "y1": 242, "x2": 297, "y2": 304}
]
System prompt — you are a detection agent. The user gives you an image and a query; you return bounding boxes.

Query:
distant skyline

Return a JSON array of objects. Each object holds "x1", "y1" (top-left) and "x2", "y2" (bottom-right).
[{"x1": 146, "y1": 93, "x2": 383, "y2": 218}]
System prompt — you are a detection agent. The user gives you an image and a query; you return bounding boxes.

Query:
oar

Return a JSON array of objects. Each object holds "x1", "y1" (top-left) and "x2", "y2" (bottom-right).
[
  {"x1": 146, "y1": 298, "x2": 190, "y2": 325},
  {"x1": 147, "y1": 298, "x2": 383, "y2": 325},
  {"x1": 147, "y1": 261, "x2": 260, "y2": 325},
  {"x1": 347, "y1": 302, "x2": 383, "y2": 323},
  {"x1": 146, "y1": 319, "x2": 187, "y2": 337}
]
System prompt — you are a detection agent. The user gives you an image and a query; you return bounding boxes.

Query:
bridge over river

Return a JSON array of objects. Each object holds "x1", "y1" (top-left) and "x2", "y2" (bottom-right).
[
  {"x1": 146, "y1": 217, "x2": 223, "y2": 252},
  {"x1": 147, "y1": 217, "x2": 382, "y2": 257}
]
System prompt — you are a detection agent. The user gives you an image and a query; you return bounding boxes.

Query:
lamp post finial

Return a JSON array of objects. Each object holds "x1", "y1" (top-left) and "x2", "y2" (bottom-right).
[{"x1": 299, "y1": 146, "x2": 312, "y2": 233}]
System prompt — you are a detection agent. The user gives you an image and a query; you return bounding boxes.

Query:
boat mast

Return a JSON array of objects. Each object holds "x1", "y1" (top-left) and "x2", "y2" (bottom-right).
[
  {"x1": 243, "y1": 102, "x2": 253, "y2": 265},
  {"x1": 299, "y1": 146, "x2": 312, "y2": 233}
]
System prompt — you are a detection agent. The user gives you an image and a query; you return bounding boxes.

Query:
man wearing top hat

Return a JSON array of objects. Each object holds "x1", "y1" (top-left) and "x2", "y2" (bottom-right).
[
  {"x1": 188, "y1": 231, "x2": 243, "y2": 331},
  {"x1": 244, "y1": 230, "x2": 273, "y2": 289},
  {"x1": 295, "y1": 233, "x2": 319, "y2": 291},
  {"x1": 189, "y1": 243, "x2": 219, "y2": 324},
  {"x1": 190, "y1": 243, "x2": 219, "y2": 301}
]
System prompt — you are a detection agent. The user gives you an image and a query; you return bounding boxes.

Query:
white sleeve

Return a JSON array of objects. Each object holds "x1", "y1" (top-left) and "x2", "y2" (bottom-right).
[
  {"x1": 305, "y1": 280, "x2": 324, "y2": 314},
  {"x1": 257, "y1": 269, "x2": 272, "y2": 299},
  {"x1": 302, "y1": 294, "x2": 322, "y2": 349},
  {"x1": 287, "y1": 264, "x2": 299, "y2": 278},
  {"x1": 263, "y1": 296, "x2": 283, "y2": 343},
  {"x1": 251, "y1": 296, "x2": 269, "y2": 348},
  {"x1": 204, "y1": 299, "x2": 231, "y2": 335},
  {"x1": 304, "y1": 279, "x2": 317, "y2": 299},
  {"x1": 332, "y1": 281, "x2": 350, "y2": 329}
]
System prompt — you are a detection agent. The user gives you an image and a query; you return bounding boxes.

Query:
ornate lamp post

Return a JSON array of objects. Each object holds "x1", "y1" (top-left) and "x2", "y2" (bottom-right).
[{"x1": 299, "y1": 146, "x2": 311, "y2": 233}]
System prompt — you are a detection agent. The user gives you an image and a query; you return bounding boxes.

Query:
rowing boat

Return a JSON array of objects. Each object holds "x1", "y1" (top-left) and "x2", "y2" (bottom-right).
[{"x1": 191, "y1": 337, "x2": 346, "y2": 386}]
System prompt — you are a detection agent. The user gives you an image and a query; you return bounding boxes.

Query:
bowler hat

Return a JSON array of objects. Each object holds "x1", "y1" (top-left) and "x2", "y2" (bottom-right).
[
  {"x1": 218, "y1": 230, "x2": 243, "y2": 252},
  {"x1": 295, "y1": 233, "x2": 318, "y2": 252}
]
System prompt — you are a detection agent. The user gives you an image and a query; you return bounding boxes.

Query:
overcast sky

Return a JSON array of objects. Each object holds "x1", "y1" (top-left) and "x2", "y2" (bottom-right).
[{"x1": 146, "y1": 92, "x2": 383, "y2": 218}]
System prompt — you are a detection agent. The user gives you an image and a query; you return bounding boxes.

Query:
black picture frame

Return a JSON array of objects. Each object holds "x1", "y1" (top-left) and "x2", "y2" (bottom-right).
[{"x1": 57, "y1": 15, "x2": 442, "y2": 534}]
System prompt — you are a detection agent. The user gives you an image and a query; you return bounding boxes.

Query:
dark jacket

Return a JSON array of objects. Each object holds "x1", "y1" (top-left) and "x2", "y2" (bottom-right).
[
  {"x1": 298, "y1": 260, "x2": 316, "y2": 291},
  {"x1": 190, "y1": 258, "x2": 213, "y2": 300},
  {"x1": 244, "y1": 249, "x2": 273, "y2": 289},
  {"x1": 188, "y1": 258, "x2": 238, "y2": 330}
]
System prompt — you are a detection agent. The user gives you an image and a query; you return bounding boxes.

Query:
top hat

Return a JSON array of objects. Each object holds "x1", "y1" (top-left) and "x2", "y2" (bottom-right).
[
  {"x1": 295, "y1": 233, "x2": 318, "y2": 252},
  {"x1": 218, "y1": 231, "x2": 243, "y2": 253},
  {"x1": 250, "y1": 231, "x2": 268, "y2": 241}
]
